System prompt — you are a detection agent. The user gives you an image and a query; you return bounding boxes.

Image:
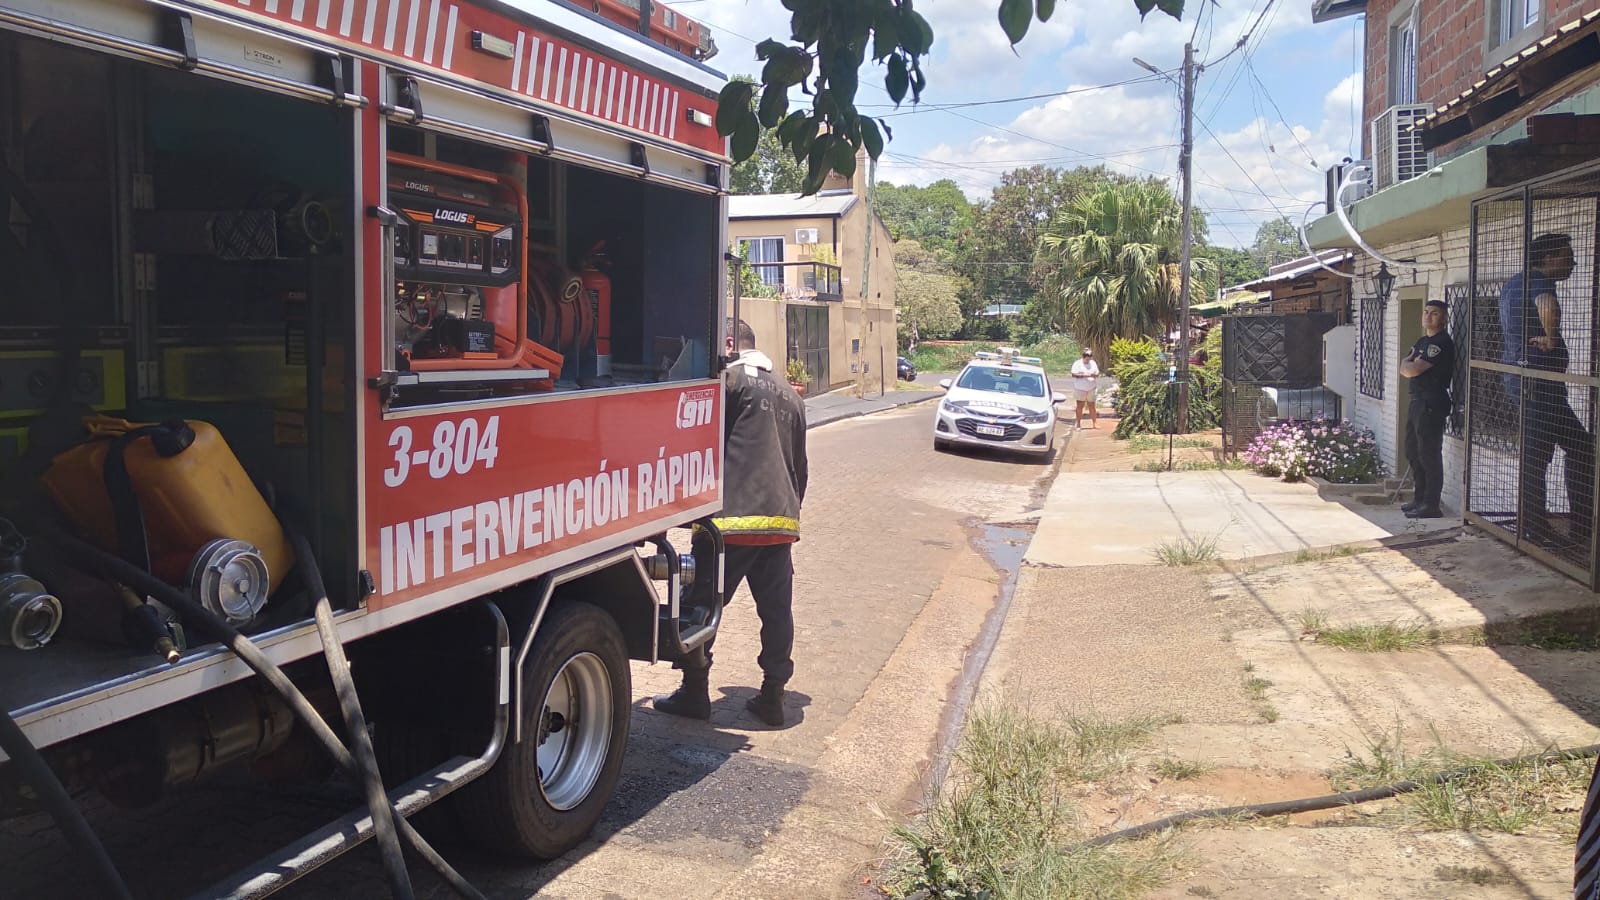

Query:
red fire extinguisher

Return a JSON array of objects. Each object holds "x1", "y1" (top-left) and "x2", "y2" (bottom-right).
[{"x1": 578, "y1": 241, "x2": 611, "y2": 378}]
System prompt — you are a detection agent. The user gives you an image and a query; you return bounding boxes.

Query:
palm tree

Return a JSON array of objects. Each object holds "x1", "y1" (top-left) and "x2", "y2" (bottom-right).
[{"x1": 1034, "y1": 181, "x2": 1215, "y2": 356}]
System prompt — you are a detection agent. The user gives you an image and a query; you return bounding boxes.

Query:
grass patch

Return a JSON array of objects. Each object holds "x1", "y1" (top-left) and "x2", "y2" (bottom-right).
[
  {"x1": 1434, "y1": 865, "x2": 1514, "y2": 886},
  {"x1": 1123, "y1": 434, "x2": 1214, "y2": 453},
  {"x1": 1317, "y1": 621, "x2": 1437, "y2": 652},
  {"x1": 884, "y1": 703, "x2": 1183, "y2": 899},
  {"x1": 1155, "y1": 757, "x2": 1212, "y2": 781},
  {"x1": 1259, "y1": 705, "x2": 1281, "y2": 723},
  {"x1": 1331, "y1": 732, "x2": 1591, "y2": 836},
  {"x1": 1481, "y1": 607, "x2": 1600, "y2": 651},
  {"x1": 1242, "y1": 675, "x2": 1272, "y2": 702},
  {"x1": 1153, "y1": 531, "x2": 1224, "y2": 566},
  {"x1": 1292, "y1": 545, "x2": 1363, "y2": 564},
  {"x1": 1131, "y1": 458, "x2": 1248, "y2": 473}
]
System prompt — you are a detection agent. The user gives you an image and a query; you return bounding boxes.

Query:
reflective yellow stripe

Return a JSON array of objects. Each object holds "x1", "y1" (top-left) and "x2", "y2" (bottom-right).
[{"x1": 712, "y1": 515, "x2": 799, "y2": 534}]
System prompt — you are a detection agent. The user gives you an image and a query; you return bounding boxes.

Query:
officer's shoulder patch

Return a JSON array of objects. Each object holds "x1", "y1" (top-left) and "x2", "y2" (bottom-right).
[{"x1": 1426, "y1": 343, "x2": 1441, "y2": 358}]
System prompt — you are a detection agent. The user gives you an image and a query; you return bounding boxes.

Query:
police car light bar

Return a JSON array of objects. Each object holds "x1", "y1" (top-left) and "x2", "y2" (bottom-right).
[{"x1": 974, "y1": 351, "x2": 999, "y2": 360}]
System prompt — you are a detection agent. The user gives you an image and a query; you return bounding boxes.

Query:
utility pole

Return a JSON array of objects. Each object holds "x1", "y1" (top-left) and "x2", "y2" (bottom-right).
[
  {"x1": 858, "y1": 154, "x2": 876, "y2": 399},
  {"x1": 1176, "y1": 41, "x2": 1196, "y2": 434}
]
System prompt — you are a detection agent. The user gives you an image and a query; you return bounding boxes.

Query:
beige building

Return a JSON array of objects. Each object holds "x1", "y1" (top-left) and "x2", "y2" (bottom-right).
[{"x1": 727, "y1": 160, "x2": 896, "y2": 395}]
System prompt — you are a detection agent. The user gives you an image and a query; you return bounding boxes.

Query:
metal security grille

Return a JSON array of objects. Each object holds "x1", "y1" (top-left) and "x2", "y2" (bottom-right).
[
  {"x1": 785, "y1": 304, "x2": 829, "y2": 395},
  {"x1": 1359, "y1": 295, "x2": 1385, "y2": 399},
  {"x1": 1218, "y1": 312, "x2": 1342, "y2": 454},
  {"x1": 1443, "y1": 281, "x2": 1493, "y2": 437},
  {"x1": 1466, "y1": 163, "x2": 1600, "y2": 587}
]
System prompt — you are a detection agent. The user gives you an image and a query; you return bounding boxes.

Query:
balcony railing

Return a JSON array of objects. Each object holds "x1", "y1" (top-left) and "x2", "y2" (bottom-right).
[{"x1": 739, "y1": 260, "x2": 843, "y2": 301}]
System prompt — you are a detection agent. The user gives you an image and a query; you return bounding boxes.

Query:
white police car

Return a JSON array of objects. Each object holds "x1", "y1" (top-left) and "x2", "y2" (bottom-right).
[{"x1": 933, "y1": 349, "x2": 1066, "y2": 456}]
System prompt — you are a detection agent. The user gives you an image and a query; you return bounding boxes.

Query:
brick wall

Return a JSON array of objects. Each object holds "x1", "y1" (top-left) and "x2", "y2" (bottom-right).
[{"x1": 1361, "y1": 0, "x2": 1597, "y2": 159}]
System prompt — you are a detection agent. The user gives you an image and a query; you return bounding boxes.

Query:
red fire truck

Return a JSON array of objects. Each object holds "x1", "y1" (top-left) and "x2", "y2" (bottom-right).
[{"x1": 0, "y1": 0, "x2": 728, "y2": 895}]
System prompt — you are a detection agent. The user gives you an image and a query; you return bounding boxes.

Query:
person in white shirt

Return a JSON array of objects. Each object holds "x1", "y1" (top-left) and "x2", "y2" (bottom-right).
[{"x1": 1070, "y1": 348, "x2": 1101, "y2": 429}]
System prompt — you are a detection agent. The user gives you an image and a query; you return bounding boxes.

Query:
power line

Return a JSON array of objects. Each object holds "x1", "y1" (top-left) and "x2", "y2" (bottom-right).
[
  {"x1": 1245, "y1": 57, "x2": 1321, "y2": 170},
  {"x1": 861, "y1": 74, "x2": 1169, "y2": 115}
]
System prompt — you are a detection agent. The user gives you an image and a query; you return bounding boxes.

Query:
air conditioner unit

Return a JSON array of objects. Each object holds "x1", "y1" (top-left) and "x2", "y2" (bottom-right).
[
  {"x1": 795, "y1": 227, "x2": 819, "y2": 244},
  {"x1": 1325, "y1": 158, "x2": 1373, "y2": 211},
  {"x1": 1369, "y1": 104, "x2": 1432, "y2": 191}
]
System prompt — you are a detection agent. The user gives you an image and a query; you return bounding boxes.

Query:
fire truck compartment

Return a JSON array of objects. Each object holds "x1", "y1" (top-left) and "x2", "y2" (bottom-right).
[
  {"x1": 0, "y1": 9, "x2": 724, "y2": 764},
  {"x1": 0, "y1": 31, "x2": 363, "y2": 747}
]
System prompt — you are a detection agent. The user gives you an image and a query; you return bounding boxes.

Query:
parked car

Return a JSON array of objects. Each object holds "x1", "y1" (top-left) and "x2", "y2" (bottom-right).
[
  {"x1": 897, "y1": 356, "x2": 917, "y2": 381},
  {"x1": 933, "y1": 349, "x2": 1066, "y2": 457}
]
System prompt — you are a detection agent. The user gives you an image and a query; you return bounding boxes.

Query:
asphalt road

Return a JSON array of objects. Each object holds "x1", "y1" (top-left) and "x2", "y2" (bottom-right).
[{"x1": 0, "y1": 404, "x2": 1059, "y2": 900}]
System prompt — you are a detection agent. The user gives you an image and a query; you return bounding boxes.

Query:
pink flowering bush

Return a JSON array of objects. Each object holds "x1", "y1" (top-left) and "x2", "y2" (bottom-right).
[{"x1": 1242, "y1": 417, "x2": 1382, "y2": 484}]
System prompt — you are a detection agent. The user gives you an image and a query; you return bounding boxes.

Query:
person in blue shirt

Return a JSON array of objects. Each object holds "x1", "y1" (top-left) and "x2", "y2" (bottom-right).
[{"x1": 1498, "y1": 232, "x2": 1592, "y2": 549}]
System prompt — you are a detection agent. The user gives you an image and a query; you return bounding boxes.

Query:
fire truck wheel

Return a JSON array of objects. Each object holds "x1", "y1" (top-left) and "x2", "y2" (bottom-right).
[{"x1": 457, "y1": 600, "x2": 631, "y2": 859}]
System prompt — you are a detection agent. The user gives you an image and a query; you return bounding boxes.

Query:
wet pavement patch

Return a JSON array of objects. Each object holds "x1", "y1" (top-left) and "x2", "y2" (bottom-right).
[{"x1": 602, "y1": 729, "x2": 812, "y2": 850}]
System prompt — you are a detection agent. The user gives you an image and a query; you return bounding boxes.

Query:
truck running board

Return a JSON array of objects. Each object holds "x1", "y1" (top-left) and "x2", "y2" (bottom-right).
[{"x1": 191, "y1": 602, "x2": 511, "y2": 900}]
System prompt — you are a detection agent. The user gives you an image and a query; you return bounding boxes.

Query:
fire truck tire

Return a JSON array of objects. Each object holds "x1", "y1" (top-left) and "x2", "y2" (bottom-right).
[{"x1": 457, "y1": 600, "x2": 630, "y2": 859}]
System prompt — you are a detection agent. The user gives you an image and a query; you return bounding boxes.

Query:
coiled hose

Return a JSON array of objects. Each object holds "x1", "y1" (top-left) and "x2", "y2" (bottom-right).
[
  {"x1": 0, "y1": 708, "x2": 132, "y2": 900},
  {"x1": 1082, "y1": 743, "x2": 1600, "y2": 848},
  {"x1": 55, "y1": 532, "x2": 485, "y2": 900}
]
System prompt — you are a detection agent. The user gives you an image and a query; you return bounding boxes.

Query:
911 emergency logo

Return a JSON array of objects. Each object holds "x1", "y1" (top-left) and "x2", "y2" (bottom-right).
[{"x1": 677, "y1": 388, "x2": 717, "y2": 429}]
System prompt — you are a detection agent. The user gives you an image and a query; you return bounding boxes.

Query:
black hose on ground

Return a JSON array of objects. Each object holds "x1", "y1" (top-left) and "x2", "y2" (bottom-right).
[
  {"x1": 1082, "y1": 743, "x2": 1600, "y2": 848},
  {"x1": 54, "y1": 533, "x2": 485, "y2": 900},
  {"x1": 0, "y1": 709, "x2": 133, "y2": 900},
  {"x1": 288, "y1": 530, "x2": 413, "y2": 900}
]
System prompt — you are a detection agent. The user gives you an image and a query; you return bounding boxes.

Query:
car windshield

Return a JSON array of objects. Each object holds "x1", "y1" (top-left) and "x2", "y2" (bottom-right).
[{"x1": 956, "y1": 365, "x2": 1045, "y2": 398}]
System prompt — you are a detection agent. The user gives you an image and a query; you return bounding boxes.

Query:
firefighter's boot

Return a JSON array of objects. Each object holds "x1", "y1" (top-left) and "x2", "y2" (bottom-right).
[
  {"x1": 652, "y1": 670, "x2": 711, "y2": 720},
  {"x1": 744, "y1": 680, "x2": 786, "y2": 727}
]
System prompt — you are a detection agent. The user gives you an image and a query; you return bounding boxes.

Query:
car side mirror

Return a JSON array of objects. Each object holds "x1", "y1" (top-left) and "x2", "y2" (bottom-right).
[
  {"x1": 939, "y1": 379, "x2": 953, "y2": 390},
  {"x1": 1051, "y1": 392, "x2": 1067, "y2": 404}
]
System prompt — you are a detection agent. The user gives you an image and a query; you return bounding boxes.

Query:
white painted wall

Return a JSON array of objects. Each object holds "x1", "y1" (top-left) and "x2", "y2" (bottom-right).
[{"x1": 1349, "y1": 226, "x2": 1472, "y2": 512}]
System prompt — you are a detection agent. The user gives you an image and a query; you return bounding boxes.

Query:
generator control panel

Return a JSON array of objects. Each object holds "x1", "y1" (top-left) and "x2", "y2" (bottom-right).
[
  {"x1": 389, "y1": 169, "x2": 518, "y2": 287},
  {"x1": 387, "y1": 158, "x2": 529, "y2": 370}
]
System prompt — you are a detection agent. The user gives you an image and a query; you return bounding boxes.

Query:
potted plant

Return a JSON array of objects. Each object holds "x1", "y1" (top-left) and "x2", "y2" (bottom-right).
[{"x1": 785, "y1": 358, "x2": 810, "y2": 396}]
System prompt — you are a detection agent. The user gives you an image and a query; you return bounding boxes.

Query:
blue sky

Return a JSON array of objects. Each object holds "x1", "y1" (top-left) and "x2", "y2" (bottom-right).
[{"x1": 683, "y1": 0, "x2": 1367, "y2": 249}]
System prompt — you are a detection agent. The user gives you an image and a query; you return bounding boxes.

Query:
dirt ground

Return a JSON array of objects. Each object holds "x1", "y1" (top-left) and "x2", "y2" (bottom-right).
[{"x1": 965, "y1": 418, "x2": 1600, "y2": 899}]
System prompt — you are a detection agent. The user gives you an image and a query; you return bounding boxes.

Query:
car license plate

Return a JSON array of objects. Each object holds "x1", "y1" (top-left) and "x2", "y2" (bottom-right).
[{"x1": 977, "y1": 424, "x2": 1006, "y2": 437}]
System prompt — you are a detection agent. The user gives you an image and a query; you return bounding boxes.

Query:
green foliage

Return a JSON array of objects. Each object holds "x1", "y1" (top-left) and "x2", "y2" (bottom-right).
[
  {"x1": 1108, "y1": 337, "x2": 1160, "y2": 371},
  {"x1": 723, "y1": 2, "x2": 1186, "y2": 195},
  {"x1": 896, "y1": 239, "x2": 966, "y2": 345},
  {"x1": 727, "y1": 78, "x2": 806, "y2": 195},
  {"x1": 963, "y1": 166, "x2": 1144, "y2": 327},
  {"x1": 1200, "y1": 324, "x2": 1222, "y2": 368},
  {"x1": 785, "y1": 358, "x2": 810, "y2": 384},
  {"x1": 876, "y1": 181, "x2": 975, "y2": 258},
  {"x1": 1036, "y1": 181, "x2": 1217, "y2": 353},
  {"x1": 1110, "y1": 356, "x2": 1221, "y2": 438},
  {"x1": 1204, "y1": 245, "x2": 1266, "y2": 289},
  {"x1": 729, "y1": 242, "x2": 778, "y2": 299},
  {"x1": 908, "y1": 337, "x2": 1077, "y2": 375},
  {"x1": 1252, "y1": 215, "x2": 1303, "y2": 270}
]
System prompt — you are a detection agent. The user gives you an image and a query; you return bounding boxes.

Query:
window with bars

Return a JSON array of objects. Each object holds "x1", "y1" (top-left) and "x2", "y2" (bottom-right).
[{"x1": 1359, "y1": 295, "x2": 1385, "y2": 398}]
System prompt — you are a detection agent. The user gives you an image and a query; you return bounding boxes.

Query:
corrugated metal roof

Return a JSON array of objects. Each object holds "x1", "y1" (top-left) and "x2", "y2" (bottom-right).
[
  {"x1": 728, "y1": 190, "x2": 857, "y2": 220},
  {"x1": 1227, "y1": 251, "x2": 1354, "y2": 292}
]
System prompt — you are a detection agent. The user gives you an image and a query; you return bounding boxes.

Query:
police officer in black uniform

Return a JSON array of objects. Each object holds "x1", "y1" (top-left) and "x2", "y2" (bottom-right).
[{"x1": 1399, "y1": 297, "x2": 1454, "y2": 519}]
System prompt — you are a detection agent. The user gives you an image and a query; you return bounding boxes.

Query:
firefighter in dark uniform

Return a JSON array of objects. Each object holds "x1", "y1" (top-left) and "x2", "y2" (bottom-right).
[
  {"x1": 1399, "y1": 297, "x2": 1454, "y2": 519},
  {"x1": 653, "y1": 320, "x2": 807, "y2": 728}
]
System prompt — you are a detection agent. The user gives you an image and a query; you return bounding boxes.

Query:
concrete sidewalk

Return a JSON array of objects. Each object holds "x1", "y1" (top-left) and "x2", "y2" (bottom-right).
[
  {"x1": 1026, "y1": 468, "x2": 1455, "y2": 567},
  {"x1": 803, "y1": 386, "x2": 941, "y2": 429}
]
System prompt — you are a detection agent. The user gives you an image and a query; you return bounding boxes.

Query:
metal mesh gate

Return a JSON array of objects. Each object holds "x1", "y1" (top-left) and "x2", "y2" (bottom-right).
[
  {"x1": 1466, "y1": 163, "x2": 1600, "y2": 586},
  {"x1": 1220, "y1": 311, "x2": 1342, "y2": 454}
]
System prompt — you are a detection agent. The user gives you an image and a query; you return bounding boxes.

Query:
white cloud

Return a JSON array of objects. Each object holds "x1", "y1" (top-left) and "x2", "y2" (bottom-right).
[{"x1": 684, "y1": 0, "x2": 1359, "y2": 248}]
